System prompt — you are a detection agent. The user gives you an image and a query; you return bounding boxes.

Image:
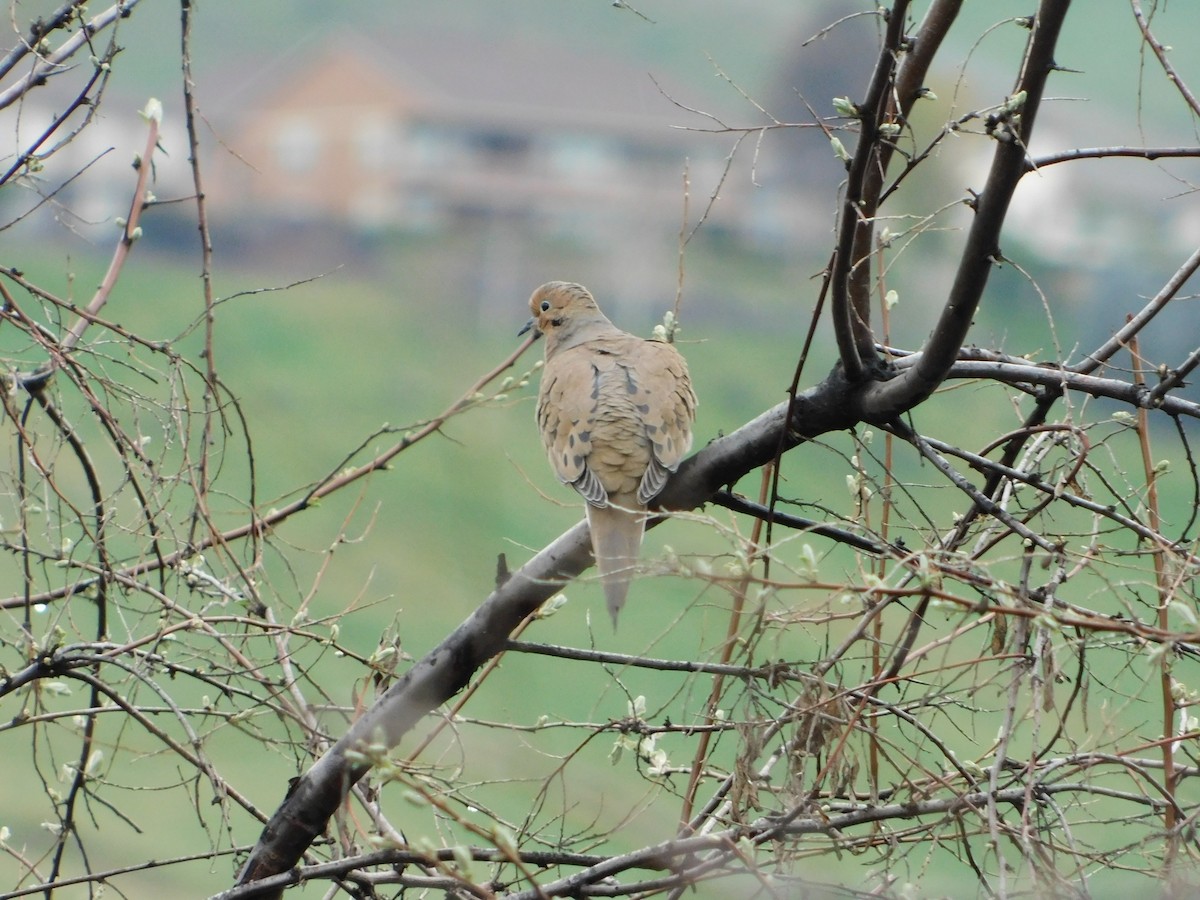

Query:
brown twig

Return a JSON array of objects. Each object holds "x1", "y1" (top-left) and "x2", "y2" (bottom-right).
[
  {"x1": 1129, "y1": 330, "x2": 1178, "y2": 873},
  {"x1": 1130, "y1": 0, "x2": 1200, "y2": 118},
  {"x1": 59, "y1": 100, "x2": 160, "y2": 354}
]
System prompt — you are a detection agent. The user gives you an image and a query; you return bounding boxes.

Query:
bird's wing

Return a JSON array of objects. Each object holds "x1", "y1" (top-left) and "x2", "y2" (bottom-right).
[
  {"x1": 633, "y1": 340, "x2": 696, "y2": 504},
  {"x1": 537, "y1": 347, "x2": 607, "y2": 506}
]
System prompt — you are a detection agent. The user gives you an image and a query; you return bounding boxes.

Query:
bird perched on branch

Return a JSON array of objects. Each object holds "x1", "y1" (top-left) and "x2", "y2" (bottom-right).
[{"x1": 520, "y1": 281, "x2": 696, "y2": 626}]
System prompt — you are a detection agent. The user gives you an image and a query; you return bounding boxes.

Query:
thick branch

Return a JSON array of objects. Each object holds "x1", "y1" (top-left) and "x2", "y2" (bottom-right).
[
  {"x1": 830, "y1": 0, "x2": 963, "y2": 381},
  {"x1": 232, "y1": 522, "x2": 588, "y2": 885},
  {"x1": 829, "y1": 0, "x2": 912, "y2": 381},
  {"x1": 859, "y1": 0, "x2": 1072, "y2": 418}
]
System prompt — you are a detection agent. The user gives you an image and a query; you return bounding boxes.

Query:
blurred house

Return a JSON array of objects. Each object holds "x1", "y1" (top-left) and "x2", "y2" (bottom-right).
[{"x1": 206, "y1": 31, "x2": 738, "y2": 245}]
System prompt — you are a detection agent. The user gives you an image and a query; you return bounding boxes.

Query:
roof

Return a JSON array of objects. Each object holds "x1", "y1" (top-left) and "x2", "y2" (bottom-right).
[{"x1": 211, "y1": 27, "x2": 706, "y2": 141}]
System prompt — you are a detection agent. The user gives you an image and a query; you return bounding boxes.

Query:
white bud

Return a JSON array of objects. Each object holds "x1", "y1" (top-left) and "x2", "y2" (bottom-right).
[
  {"x1": 832, "y1": 97, "x2": 858, "y2": 117},
  {"x1": 140, "y1": 98, "x2": 163, "y2": 125},
  {"x1": 1003, "y1": 91, "x2": 1027, "y2": 114}
]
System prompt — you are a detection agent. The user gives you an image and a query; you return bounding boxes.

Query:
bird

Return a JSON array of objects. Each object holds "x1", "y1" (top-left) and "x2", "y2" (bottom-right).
[{"x1": 520, "y1": 281, "x2": 696, "y2": 626}]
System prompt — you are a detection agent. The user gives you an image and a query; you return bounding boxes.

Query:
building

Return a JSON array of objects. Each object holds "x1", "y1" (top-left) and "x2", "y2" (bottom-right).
[{"x1": 206, "y1": 30, "x2": 737, "y2": 245}]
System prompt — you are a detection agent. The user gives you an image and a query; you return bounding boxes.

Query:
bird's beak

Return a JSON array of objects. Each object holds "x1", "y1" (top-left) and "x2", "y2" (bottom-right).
[{"x1": 518, "y1": 317, "x2": 539, "y2": 338}]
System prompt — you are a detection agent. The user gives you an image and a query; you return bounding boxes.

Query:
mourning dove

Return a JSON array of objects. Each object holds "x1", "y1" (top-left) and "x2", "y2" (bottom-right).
[{"x1": 521, "y1": 281, "x2": 696, "y2": 626}]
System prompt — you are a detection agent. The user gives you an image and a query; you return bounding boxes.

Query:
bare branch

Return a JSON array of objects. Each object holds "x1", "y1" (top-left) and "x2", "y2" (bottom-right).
[
  {"x1": 859, "y1": 0, "x2": 1073, "y2": 418},
  {"x1": 829, "y1": 0, "x2": 909, "y2": 381},
  {"x1": 1130, "y1": 0, "x2": 1200, "y2": 118},
  {"x1": 58, "y1": 102, "x2": 161, "y2": 354},
  {"x1": 1074, "y1": 244, "x2": 1200, "y2": 375},
  {"x1": 1029, "y1": 145, "x2": 1200, "y2": 168},
  {"x1": 0, "y1": 0, "x2": 143, "y2": 111}
]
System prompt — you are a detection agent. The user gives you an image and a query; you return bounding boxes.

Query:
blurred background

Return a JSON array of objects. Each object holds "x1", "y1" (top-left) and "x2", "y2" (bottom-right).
[
  {"x1": 4, "y1": 1, "x2": 1200, "y2": 894},
  {"x1": 8, "y1": 0, "x2": 1200, "y2": 386}
]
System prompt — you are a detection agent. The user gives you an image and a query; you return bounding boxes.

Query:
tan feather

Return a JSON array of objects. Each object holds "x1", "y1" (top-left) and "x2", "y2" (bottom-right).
[{"x1": 585, "y1": 502, "x2": 645, "y2": 625}]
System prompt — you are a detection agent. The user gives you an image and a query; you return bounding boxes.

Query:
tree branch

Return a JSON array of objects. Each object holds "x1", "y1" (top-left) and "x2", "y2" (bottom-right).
[
  {"x1": 1029, "y1": 145, "x2": 1200, "y2": 168},
  {"x1": 859, "y1": 0, "x2": 1073, "y2": 419},
  {"x1": 711, "y1": 489, "x2": 887, "y2": 554},
  {"x1": 829, "y1": 0, "x2": 964, "y2": 383},
  {"x1": 1130, "y1": 0, "x2": 1200, "y2": 118},
  {"x1": 0, "y1": 0, "x2": 144, "y2": 111},
  {"x1": 1073, "y1": 244, "x2": 1200, "y2": 375},
  {"x1": 829, "y1": 0, "x2": 911, "y2": 381},
  {"x1": 59, "y1": 102, "x2": 161, "y2": 354}
]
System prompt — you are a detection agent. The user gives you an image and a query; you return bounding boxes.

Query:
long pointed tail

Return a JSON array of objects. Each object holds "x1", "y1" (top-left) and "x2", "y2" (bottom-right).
[{"x1": 585, "y1": 502, "x2": 646, "y2": 627}]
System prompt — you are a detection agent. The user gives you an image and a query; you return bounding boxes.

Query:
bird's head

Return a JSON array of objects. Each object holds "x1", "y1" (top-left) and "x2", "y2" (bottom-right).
[{"x1": 519, "y1": 282, "x2": 606, "y2": 351}]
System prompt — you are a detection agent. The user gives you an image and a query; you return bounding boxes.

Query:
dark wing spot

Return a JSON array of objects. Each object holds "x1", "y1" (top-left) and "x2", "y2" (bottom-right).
[{"x1": 637, "y1": 404, "x2": 650, "y2": 415}]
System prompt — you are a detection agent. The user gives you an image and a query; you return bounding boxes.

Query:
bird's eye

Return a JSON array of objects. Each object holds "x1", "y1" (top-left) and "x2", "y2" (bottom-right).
[{"x1": 540, "y1": 300, "x2": 551, "y2": 312}]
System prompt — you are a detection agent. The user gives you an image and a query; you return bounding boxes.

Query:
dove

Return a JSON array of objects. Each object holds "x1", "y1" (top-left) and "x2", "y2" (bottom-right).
[{"x1": 520, "y1": 281, "x2": 696, "y2": 626}]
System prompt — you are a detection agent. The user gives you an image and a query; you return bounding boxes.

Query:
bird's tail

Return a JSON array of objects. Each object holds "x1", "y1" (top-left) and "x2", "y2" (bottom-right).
[{"x1": 585, "y1": 502, "x2": 647, "y2": 628}]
